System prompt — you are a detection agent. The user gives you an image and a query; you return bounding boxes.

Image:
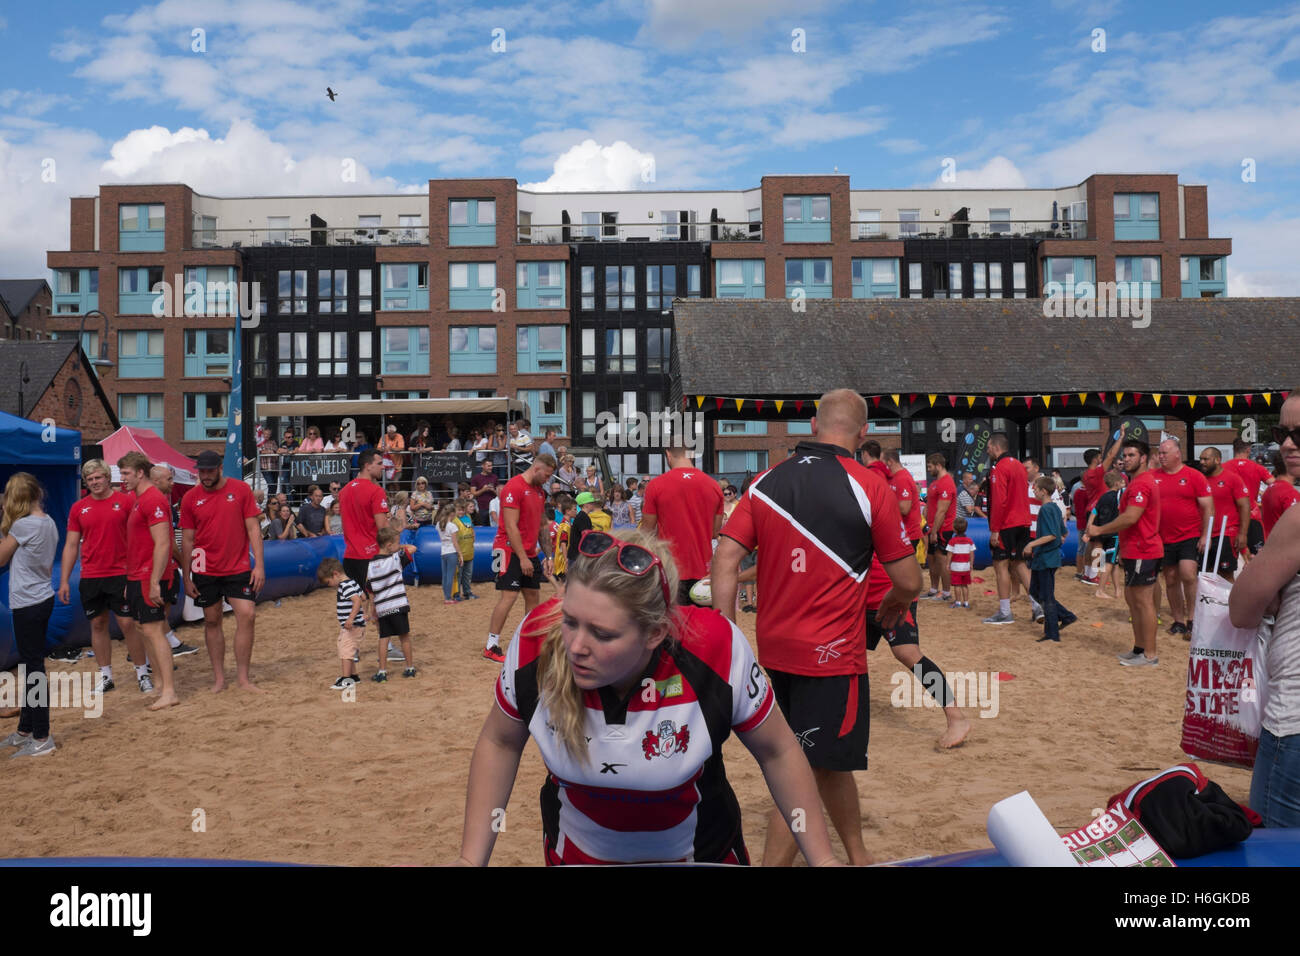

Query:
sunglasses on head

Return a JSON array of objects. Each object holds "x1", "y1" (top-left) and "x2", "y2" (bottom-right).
[
  {"x1": 577, "y1": 531, "x2": 672, "y2": 608},
  {"x1": 1272, "y1": 425, "x2": 1300, "y2": 447},
  {"x1": 723, "y1": 488, "x2": 736, "y2": 497}
]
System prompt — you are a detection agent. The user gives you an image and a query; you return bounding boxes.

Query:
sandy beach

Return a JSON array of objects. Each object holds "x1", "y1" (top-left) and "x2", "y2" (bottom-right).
[{"x1": 0, "y1": 573, "x2": 1252, "y2": 865}]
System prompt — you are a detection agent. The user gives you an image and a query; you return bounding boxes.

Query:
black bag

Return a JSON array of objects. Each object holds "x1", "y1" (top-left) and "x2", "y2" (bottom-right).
[{"x1": 1107, "y1": 763, "x2": 1260, "y2": 858}]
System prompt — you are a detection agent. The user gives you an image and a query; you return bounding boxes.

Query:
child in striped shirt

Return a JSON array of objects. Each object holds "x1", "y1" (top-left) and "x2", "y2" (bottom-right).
[
  {"x1": 948, "y1": 516, "x2": 975, "y2": 609},
  {"x1": 367, "y1": 527, "x2": 417, "y2": 681},
  {"x1": 319, "y1": 557, "x2": 363, "y2": 690}
]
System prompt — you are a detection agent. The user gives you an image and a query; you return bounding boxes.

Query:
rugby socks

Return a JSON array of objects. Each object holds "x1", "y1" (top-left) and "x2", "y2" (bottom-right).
[
  {"x1": 916, "y1": 657, "x2": 956, "y2": 708},
  {"x1": 999, "y1": 599, "x2": 1011, "y2": 616},
  {"x1": 166, "y1": 631, "x2": 180, "y2": 648},
  {"x1": 486, "y1": 632, "x2": 501, "y2": 651}
]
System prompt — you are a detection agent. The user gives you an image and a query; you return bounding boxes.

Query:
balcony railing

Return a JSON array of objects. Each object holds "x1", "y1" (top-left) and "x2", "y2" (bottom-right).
[
  {"x1": 191, "y1": 226, "x2": 431, "y2": 249},
  {"x1": 849, "y1": 218, "x2": 1088, "y2": 241},
  {"x1": 517, "y1": 221, "x2": 763, "y2": 244}
]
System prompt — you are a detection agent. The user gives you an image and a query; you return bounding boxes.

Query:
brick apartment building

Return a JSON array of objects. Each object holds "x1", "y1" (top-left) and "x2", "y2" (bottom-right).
[
  {"x1": 43, "y1": 172, "x2": 1233, "y2": 473},
  {"x1": 0, "y1": 279, "x2": 53, "y2": 342}
]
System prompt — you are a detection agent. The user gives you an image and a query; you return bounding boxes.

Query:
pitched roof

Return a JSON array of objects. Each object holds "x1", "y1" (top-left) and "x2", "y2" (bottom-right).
[
  {"x1": 0, "y1": 340, "x2": 119, "y2": 428},
  {"x1": 670, "y1": 297, "x2": 1300, "y2": 402},
  {"x1": 0, "y1": 279, "x2": 51, "y2": 320}
]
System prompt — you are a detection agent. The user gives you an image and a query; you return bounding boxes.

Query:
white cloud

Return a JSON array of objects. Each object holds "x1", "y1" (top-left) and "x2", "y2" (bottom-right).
[
  {"x1": 769, "y1": 111, "x2": 886, "y2": 147},
  {"x1": 638, "y1": 0, "x2": 835, "y2": 50},
  {"x1": 521, "y1": 139, "x2": 655, "y2": 191},
  {"x1": 930, "y1": 155, "x2": 1029, "y2": 189}
]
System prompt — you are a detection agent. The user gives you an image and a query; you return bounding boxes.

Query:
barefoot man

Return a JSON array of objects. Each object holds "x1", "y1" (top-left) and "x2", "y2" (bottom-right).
[
  {"x1": 118, "y1": 451, "x2": 179, "y2": 710},
  {"x1": 181, "y1": 450, "x2": 265, "y2": 692}
]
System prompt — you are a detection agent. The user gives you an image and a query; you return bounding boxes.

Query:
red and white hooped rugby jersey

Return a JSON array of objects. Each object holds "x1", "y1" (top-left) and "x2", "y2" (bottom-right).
[{"x1": 495, "y1": 599, "x2": 775, "y2": 865}]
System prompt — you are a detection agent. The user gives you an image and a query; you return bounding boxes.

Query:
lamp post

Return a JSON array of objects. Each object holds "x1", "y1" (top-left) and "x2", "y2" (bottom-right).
[
  {"x1": 17, "y1": 359, "x2": 30, "y2": 417},
  {"x1": 73, "y1": 309, "x2": 114, "y2": 371}
]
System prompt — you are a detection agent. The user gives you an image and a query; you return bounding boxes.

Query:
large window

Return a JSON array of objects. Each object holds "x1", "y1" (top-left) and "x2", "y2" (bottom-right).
[
  {"x1": 717, "y1": 450, "x2": 769, "y2": 473},
  {"x1": 118, "y1": 330, "x2": 165, "y2": 378},
  {"x1": 716, "y1": 259, "x2": 764, "y2": 299},
  {"x1": 1013, "y1": 261, "x2": 1028, "y2": 298},
  {"x1": 907, "y1": 262, "x2": 923, "y2": 298},
  {"x1": 898, "y1": 209, "x2": 920, "y2": 238},
  {"x1": 580, "y1": 266, "x2": 595, "y2": 311},
  {"x1": 449, "y1": 199, "x2": 496, "y2": 246},
  {"x1": 1115, "y1": 256, "x2": 1161, "y2": 298},
  {"x1": 449, "y1": 262, "x2": 496, "y2": 310},
  {"x1": 581, "y1": 328, "x2": 597, "y2": 373},
  {"x1": 605, "y1": 265, "x2": 636, "y2": 311},
  {"x1": 605, "y1": 328, "x2": 637, "y2": 373},
  {"x1": 251, "y1": 332, "x2": 268, "y2": 377},
  {"x1": 516, "y1": 326, "x2": 565, "y2": 373},
  {"x1": 183, "y1": 329, "x2": 231, "y2": 377},
  {"x1": 1181, "y1": 256, "x2": 1226, "y2": 298},
  {"x1": 358, "y1": 269, "x2": 373, "y2": 312},
  {"x1": 856, "y1": 209, "x2": 880, "y2": 239},
  {"x1": 119, "y1": 266, "x2": 164, "y2": 314},
  {"x1": 516, "y1": 261, "x2": 565, "y2": 309},
  {"x1": 53, "y1": 268, "x2": 98, "y2": 314},
  {"x1": 646, "y1": 327, "x2": 673, "y2": 374},
  {"x1": 1043, "y1": 257, "x2": 1096, "y2": 295},
  {"x1": 278, "y1": 269, "x2": 308, "y2": 314},
  {"x1": 719, "y1": 420, "x2": 768, "y2": 436},
  {"x1": 685, "y1": 264, "x2": 701, "y2": 297},
  {"x1": 119, "y1": 203, "x2": 165, "y2": 251},
  {"x1": 277, "y1": 331, "x2": 308, "y2": 376},
  {"x1": 582, "y1": 211, "x2": 618, "y2": 240},
  {"x1": 118, "y1": 394, "x2": 164, "y2": 434},
  {"x1": 1049, "y1": 417, "x2": 1101, "y2": 431},
  {"x1": 449, "y1": 326, "x2": 496, "y2": 374},
  {"x1": 851, "y1": 259, "x2": 899, "y2": 298},
  {"x1": 382, "y1": 327, "x2": 429, "y2": 374},
  {"x1": 782, "y1": 195, "x2": 831, "y2": 242},
  {"x1": 382, "y1": 264, "x2": 429, "y2": 311},
  {"x1": 516, "y1": 389, "x2": 565, "y2": 432},
  {"x1": 1113, "y1": 193, "x2": 1160, "y2": 240},
  {"x1": 317, "y1": 331, "x2": 349, "y2": 376},
  {"x1": 988, "y1": 208, "x2": 1011, "y2": 235},
  {"x1": 785, "y1": 259, "x2": 831, "y2": 298},
  {"x1": 317, "y1": 269, "x2": 348, "y2": 313},
  {"x1": 646, "y1": 265, "x2": 677, "y2": 311},
  {"x1": 184, "y1": 392, "x2": 229, "y2": 441}
]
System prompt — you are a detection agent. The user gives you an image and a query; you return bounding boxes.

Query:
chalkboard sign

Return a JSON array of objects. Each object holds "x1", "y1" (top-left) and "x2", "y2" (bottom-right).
[
  {"x1": 414, "y1": 451, "x2": 476, "y2": 484},
  {"x1": 288, "y1": 453, "x2": 352, "y2": 485}
]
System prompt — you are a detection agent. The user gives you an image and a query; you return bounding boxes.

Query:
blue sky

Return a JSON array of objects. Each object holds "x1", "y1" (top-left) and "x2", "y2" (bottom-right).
[{"x1": 2, "y1": 0, "x2": 1298, "y2": 292}]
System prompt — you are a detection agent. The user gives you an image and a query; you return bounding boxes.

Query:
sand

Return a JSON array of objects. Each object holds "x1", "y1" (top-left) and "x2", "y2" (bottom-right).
[{"x1": 0, "y1": 573, "x2": 1253, "y2": 865}]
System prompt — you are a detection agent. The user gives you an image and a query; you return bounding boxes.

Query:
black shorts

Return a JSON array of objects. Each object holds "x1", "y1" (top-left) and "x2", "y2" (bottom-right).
[
  {"x1": 1163, "y1": 537, "x2": 1199, "y2": 566},
  {"x1": 377, "y1": 611, "x2": 409, "y2": 639},
  {"x1": 931, "y1": 530, "x2": 955, "y2": 554},
  {"x1": 1207, "y1": 535, "x2": 1240, "y2": 575},
  {"x1": 495, "y1": 551, "x2": 543, "y2": 591},
  {"x1": 79, "y1": 574, "x2": 131, "y2": 620},
  {"x1": 126, "y1": 578, "x2": 167, "y2": 624},
  {"x1": 1247, "y1": 519, "x2": 1265, "y2": 556},
  {"x1": 343, "y1": 557, "x2": 373, "y2": 594},
  {"x1": 767, "y1": 669, "x2": 870, "y2": 772},
  {"x1": 992, "y1": 525, "x2": 1030, "y2": 562},
  {"x1": 161, "y1": 568, "x2": 181, "y2": 606},
  {"x1": 1122, "y1": 557, "x2": 1162, "y2": 588},
  {"x1": 866, "y1": 600, "x2": 919, "y2": 651},
  {"x1": 192, "y1": 571, "x2": 255, "y2": 608}
]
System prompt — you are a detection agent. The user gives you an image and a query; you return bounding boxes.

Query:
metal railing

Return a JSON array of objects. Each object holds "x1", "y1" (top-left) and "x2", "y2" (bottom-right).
[
  {"x1": 848, "y1": 218, "x2": 1088, "y2": 241},
  {"x1": 191, "y1": 226, "x2": 432, "y2": 249},
  {"x1": 517, "y1": 221, "x2": 763, "y2": 244}
]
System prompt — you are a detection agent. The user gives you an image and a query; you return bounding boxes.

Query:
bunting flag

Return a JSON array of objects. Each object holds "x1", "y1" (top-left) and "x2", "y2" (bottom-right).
[
  {"x1": 1098, "y1": 392, "x2": 1107, "y2": 403},
  {"x1": 949, "y1": 395, "x2": 958, "y2": 407},
  {"x1": 1264, "y1": 393, "x2": 1272, "y2": 406},
  {"x1": 795, "y1": 400, "x2": 804, "y2": 413},
  {"x1": 1225, "y1": 395, "x2": 1233, "y2": 408},
  {"x1": 1004, "y1": 396, "x2": 1013, "y2": 407},
  {"x1": 774, "y1": 399, "x2": 784, "y2": 413},
  {"x1": 1061, "y1": 394, "x2": 1069, "y2": 408},
  {"x1": 908, "y1": 393, "x2": 917, "y2": 404},
  {"x1": 984, "y1": 396, "x2": 994, "y2": 409},
  {"x1": 891, "y1": 393, "x2": 901, "y2": 407},
  {"x1": 1042, "y1": 395, "x2": 1052, "y2": 408},
  {"x1": 1133, "y1": 393, "x2": 1142, "y2": 404},
  {"x1": 1207, "y1": 396, "x2": 1216, "y2": 409},
  {"x1": 814, "y1": 400, "x2": 821, "y2": 411},
  {"x1": 928, "y1": 394, "x2": 937, "y2": 407},
  {"x1": 1170, "y1": 395, "x2": 1179, "y2": 408},
  {"x1": 1024, "y1": 396, "x2": 1033, "y2": 408},
  {"x1": 1188, "y1": 395, "x2": 1197, "y2": 409},
  {"x1": 696, "y1": 395, "x2": 705, "y2": 408},
  {"x1": 1284, "y1": 391, "x2": 1291, "y2": 401},
  {"x1": 755, "y1": 400, "x2": 764, "y2": 413},
  {"x1": 1244, "y1": 395, "x2": 1252, "y2": 408},
  {"x1": 1078, "y1": 392, "x2": 1088, "y2": 405},
  {"x1": 871, "y1": 396, "x2": 881, "y2": 408},
  {"x1": 1153, "y1": 393, "x2": 1162, "y2": 406},
  {"x1": 967, "y1": 396, "x2": 976, "y2": 408},
  {"x1": 1116, "y1": 392, "x2": 1125, "y2": 403},
  {"x1": 715, "y1": 397, "x2": 724, "y2": 410}
]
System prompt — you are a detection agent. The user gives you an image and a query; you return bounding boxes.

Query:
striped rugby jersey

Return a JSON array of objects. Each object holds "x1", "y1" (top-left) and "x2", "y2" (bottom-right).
[
  {"x1": 367, "y1": 550, "x2": 412, "y2": 617},
  {"x1": 496, "y1": 599, "x2": 774, "y2": 865},
  {"x1": 948, "y1": 537, "x2": 975, "y2": 574},
  {"x1": 335, "y1": 579, "x2": 365, "y2": 626}
]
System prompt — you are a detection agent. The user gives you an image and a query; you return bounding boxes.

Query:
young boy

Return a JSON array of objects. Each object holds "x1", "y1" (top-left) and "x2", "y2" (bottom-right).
[
  {"x1": 552, "y1": 495, "x2": 575, "y2": 580},
  {"x1": 1023, "y1": 476, "x2": 1077, "y2": 642},
  {"x1": 454, "y1": 501, "x2": 477, "y2": 600},
  {"x1": 319, "y1": 557, "x2": 363, "y2": 690},
  {"x1": 367, "y1": 527, "x2": 417, "y2": 680},
  {"x1": 947, "y1": 517, "x2": 975, "y2": 608},
  {"x1": 1086, "y1": 471, "x2": 1124, "y2": 599}
]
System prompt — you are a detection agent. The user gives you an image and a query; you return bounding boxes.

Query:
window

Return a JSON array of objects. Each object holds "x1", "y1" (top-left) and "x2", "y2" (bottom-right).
[
  {"x1": 782, "y1": 195, "x2": 831, "y2": 242},
  {"x1": 118, "y1": 266, "x2": 163, "y2": 314},
  {"x1": 1116, "y1": 256, "x2": 1161, "y2": 298},
  {"x1": 183, "y1": 329, "x2": 232, "y2": 377},
  {"x1": 851, "y1": 259, "x2": 899, "y2": 298},
  {"x1": 646, "y1": 327, "x2": 673, "y2": 374},
  {"x1": 118, "y1": 394, "x2": 164, "y2": 433},
  {"x1": 184, "y1": 392, "x2": 229, "y2": 441},
  {"x1": 1201, "y1": 415, "x2": 1233, "y2": 428},
  {"x1": 785, "y1": 259, "x2": 831, "y2": 298},
  {"x1": 449, "y1": 199, "x2": 497, "y2": 246},
  {"x1": 516, "y1": 389, "x2": 566, "y2": 432},
  {"x1": 449, "y1": 326, "x2": 496, "y2": 374},
  {"x1": 717, "y1": 451, "x2": 768, "y2": 473},
  {"x1": 661, "y1": 210, "x2": 680, "y2": 240},
  {"x1": 266, "y1": 216, "x2": 290, "y2": 244},
  {"x1": 1013, "y1": 262, "x2": 1027, "y2": 298},
  {"x1": 719, "y1": 420, "x2": 768, "y2": 436},
  {"x1": 1061, "y1": 200, "x2": 1088, "y2": 239},
  {"x1": 448, "y1": 262, "x2": 496, "y2": 310},
  {"x1": 989, "y1": 208, "x2": 1011, "y2": 235},
  {"x1": 866, "y1": 420, "x2": 901, "y2": 434},
  {"x1": 604, "y1": 265, "x2": 636, "y2": 311},
  {"x1": 582, "y1": 211, "x2": 618, "y2": 240},
  {"x1": 251, "y1": 332, "x2": 268, "y2": 377},
  {"x1": 1049, "y1": 417, "x2": 1101, "y2": 431},
  {"x1": 516, "y1": 261, "x2": 565, "y2": 309},
  {"x1": 580, "y1": 266, "x2": 595, "y2": 311},
  {"x1": 516, "y1": 325, "x2": 565, "y2": 373},
  {"x1": 317, "y1": 269, "x2": 348, "y2": 313},
  {"x1": 582, "y1": 392, "x2": 597, "y2": 437},
  {"x1": 931, "y1": 262, "x2": 949, "y2": 298},
  {"x1": 972, "y1": 263, "x2": 986, "y2": 298},
  {"x1": 357, "y1": 331, "x2": 373, "y2": 375},
  {"x1": 907, "y1": 262, "x2": 922, "y2": 298},
  {"x1": 605, "y1": 328, "x2": 637, "y2": 373},
  {"x1": 685, "y1": 264, "x2": 701, "y2": 297},
  {"x1": 1043, "y1": 257, "x2": 1096, "y2": 295},
  {"x1": 53, "y1": 268, "x2": 98, "y2": 314},
  {"x1": 715, "y1": 258, "x2": 764, "y2": 299},
  {"x1": 899, "y1": 209, "x2": 920, "y2": 237},
  {"x1": 857, "y1": 209, "x2": 880, "y2": 239},
  {"x1": 358, "y1": 270, "x2": 373, "y2": 312},
  {"x1": 1113, "y1": 194, "x2": 1130, "y2": 220},
  {"x1": 183, "y1": 266, "x2": 238, "y2": 316},
  {"x1": 1200, "y1": 257, "x2": 1223, "y2": 282},
  {"x1": 357, "y1": 214, "x2": 381, "y2": 242},
  {"x1": 1113, "y1": 193, "x2": 1160, "y2": 239},
  {"x1": 381, "y1": 327, "x2": 429, "y2": 374},
  {"x1": 1180, "y1": 256, "x2": 1226, "y2": 298},
  {"x1": 398, "y1": 214, "x2": 423, "y2": 243},
  {"x1": 277, "y1": 269, "x2": 308, "y2": 314},
  {"x1": 949, "y1": 263, "x2": 964, "y2": 298},
  {"x1": 581, "y1": 328, "x2": 597, "y2": 373},
  {"x1": 118, "y1": 330, "x2": 165, "y2": 378},
  {"x1": 119, "y1": 203, "x2": 165, "y2": 251},
  {"x1": 748, "y1": 207, "x2": 762, "y2": 238},
  {"x1": 646, "y1": 265, "x2": 676, "y2": 310},
  {"x1": 277, "y1": 331, "x2": 308, "y2": 376},
  {"x1": 317, "y1": 331, "x2": 349, "y2": 376},
  {"x1": 383, "y1": 391, "x2": 430, "y2": 399},
  {"x1": 987, "y1": 262, "x2": 1003, "y2": 298}
]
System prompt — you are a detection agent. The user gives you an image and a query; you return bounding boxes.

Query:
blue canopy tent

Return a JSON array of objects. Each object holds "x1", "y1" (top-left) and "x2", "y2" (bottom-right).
[{"x1": 0, "y1": 411, "x2": 86, "y2": 667}]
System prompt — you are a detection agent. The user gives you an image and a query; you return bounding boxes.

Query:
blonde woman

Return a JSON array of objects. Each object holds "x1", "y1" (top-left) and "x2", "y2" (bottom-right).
[
  {"x1": 454, "y1": 529, "x2": 838, "y2": 866},
  {"x1": 1, "y1": 473, "x2": 60, "y2": 757},
  {"x1": 389, "y1": 491, "x2": 412, "y2": 531}
]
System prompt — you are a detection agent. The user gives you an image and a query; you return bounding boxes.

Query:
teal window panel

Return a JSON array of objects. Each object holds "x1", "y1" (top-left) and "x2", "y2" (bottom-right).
[
  {"x1": 1113, "y1": 193, "x2": 1160, "y2": 240},
  {"x1": 516, "y1": 261, "x2": 566, "y2": 309},
  {"x1": 717, "y1": 450, "x2": 769, "y2": 472},
  {"x1": 851, "y1": 258, "x2": 900, "y2": 298},
  {"x1": 787, "y1": 421, "x2": 813, "y2": 435},
  {"x1": 183, "y1": 328, "x2": 233, "y2": 377},
  {"x1": 118, "y1": 394, "x2": 165, "y2": 435},
  {"x1": 715, "y1": 259, "x2": 765, "y2": 299},
  {"x1": 117, "y1": 330, "x2": 165, "y2": 378},
  {"x1": 516, "y1": 325, "x2": 566, "y2": 373},
  {"x1": 380, "y1": 326, "x2": 430, "y2": 375},
  {"x1": 516, "y1": 389, "x2": 566, "y2": 432},
  {"x1": 380, "y1": 264, "x2": 429, "y2": 311},
  {"x1": 1042, "y1": 257, "x2": 1097, "y2": 296},
  {"x1": 448, "y1": 262, "x2": 497, "y2": 310},
  {"x1": 1140, "y1": 417, "x2": 1166, "y2": 432},
  {"x1": 782, "y1": 195, "x2": 831, "y2": 243},
  {"x1": 1180, "y1": 256, "x2": 1227, "y2": 298},
  {"x1": 119, "y1": 203, "x2": 166, "y2": 252},
  {"x1": 184, "y1": 392, "x2": 229, "y2": 442},
  {"x1": 785, "y1": 258, "x2": 832, "y2": 298},
  {"x1": 449, "y1": 198, "x2": 497, "y2": 246},
  {"x1": 718, "y1": 420, "x2": 768, "y2": 436},
  {"x1": 1049, "y1": 417, "x2": 1101, "y2": 431},
  {"x1": 183, "y1": 266, "x2": 239, "y2": 316},
  {"x1": 118, "y1": 266, "x2": 163, "y2": 315},
  {"x1": 52, "y1": 268, "x2": 99, "y2": 315},
  {"x1": 449, "y1": 326, "x2": 497, "y2": 374}
]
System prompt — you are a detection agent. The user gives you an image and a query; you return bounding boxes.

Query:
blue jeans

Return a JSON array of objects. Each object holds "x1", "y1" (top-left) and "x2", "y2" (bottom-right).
[
  {"x1": 1030, "y1": 567, "x2": 1075, "y2": 640},
  {"x1": 1250, "y1": 728, "x2": 1300, "y2": 826},
  {"x1": 442, "y1": 553, "x2": 459, "y2": 600},
  {"x1": 458, "y1": 558, "x2": 474, "y2": 599}
]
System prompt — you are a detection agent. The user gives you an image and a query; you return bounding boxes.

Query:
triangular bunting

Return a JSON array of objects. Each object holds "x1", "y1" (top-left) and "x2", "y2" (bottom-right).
[
  {"x1": 795, "y1": 400, "x2": 804, "y2": 413},
  {"x1": 1061, "y1": 394, "x2": 1069, "y2": 408},
  {"x1": 891, "y1": 394, "x2": 901, "y2": 407},
  {"x1": 715, "y1": 397, "x2": 724, "y2": 410},
  {"x1": 1188, "y1": 395, "x2": 1197, "y2": 409},
  {"x1": 1225, "y1": 395, "x2": 1233, "y2": 408},
  {"x1": 966, "y1": 396, "x2": 976, "y2": 408},
  {"x1": 734, "y1": 398, "x2": 744, "y2": 411},
  {"x1": 1170, "y1": 395, "x2": 1179, "y2": 408},
  {"x1": 1264, "y1": 393, "x2": 1272, "y2": 406},
  {"x1": 1207, "y1": 396, "x2": 1216, "y2": 408},
  {"x1": 1078, "y1": 392, "x2": 1087, "y2": 405},
  {"x1": 1244, "y1": 395, "x2": 1252, "y2": 407},
  {"x1": 871, "y1": 396, "x2": 881, "y2": 408},
  {"x1": 1116, "y1": 392, "x2": 1124, "y2": 403},
  {"x1": 1042, "y1": 395, "x2": 1052, "y2": 408},
  {"x1": 1004, "y1": 396, "x2": 1013, "y2": 407},
  {"x1": 774, "y1": 399, "x2": 784, "y2": 413},
  {"x1": 814, "y1": 400, "x2": 821, "y2": 411},
  {"x1": 984, "y1": 396, "x2": 993, "y2": 408},
  {"x1": 755, "y1": 400, "x2": 764, "y2": 413},
  {"x1": 1098, "y1": 392, "x2": 1107, "y2": 403},
  {"x1": 949, "y1": 395, "x2": 958, "y2": 407},
  {"x1": 1153, "y1": 394, "x2": 1162, "y2": 406},
  {"x1": 695, "y1": 395, "x2": 704, "y2": 408},
  {"x1": 1283, "y1": 391, "x2": 1291, "y2": 401},
  {"x1": 908, "y1": 393, "x2": 917, "y2": 404},
  {"x1": 1024, "y1": 396, "x2": 1033, "y2": 408},
  {"x1": 1133, "y1": 393, "x2": 1142, "y2": 404},
  {"x1": 928, "y1": 394, "x2": 937, "y2": 407}
]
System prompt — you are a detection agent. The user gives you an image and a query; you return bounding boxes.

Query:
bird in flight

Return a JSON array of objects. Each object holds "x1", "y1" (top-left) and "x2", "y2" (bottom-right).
[{"x1": 326, "y1": 87, "x2": 338, "y2": 101}]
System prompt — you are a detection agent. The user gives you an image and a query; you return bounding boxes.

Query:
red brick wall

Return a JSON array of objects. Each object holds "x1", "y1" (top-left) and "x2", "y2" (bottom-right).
[
  {"x1": 27, "y1": 350, "x2": 118, "y2": 439},
  {"x1": 70, "y1": 197, "x2": 96, "y2": 251},
  {"x1": 1184, "y1": 186, "x2": 1209, "y2": 239}
]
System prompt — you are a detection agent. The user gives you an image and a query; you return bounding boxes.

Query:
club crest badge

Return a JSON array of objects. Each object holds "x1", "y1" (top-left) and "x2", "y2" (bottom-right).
[{"x1": 642, "y1": 719, "x2": 689, "y2": 760}]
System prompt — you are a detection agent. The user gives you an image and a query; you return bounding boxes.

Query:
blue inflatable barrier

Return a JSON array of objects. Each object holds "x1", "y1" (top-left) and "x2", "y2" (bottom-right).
[{"x1": 952, "y1": 518, "x2": 1079, "y2": 570}]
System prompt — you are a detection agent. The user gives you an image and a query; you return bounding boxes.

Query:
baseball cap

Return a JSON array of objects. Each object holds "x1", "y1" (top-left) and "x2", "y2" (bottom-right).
[
  {"x1": 575, "y1": 492, "x2": 596, "y2": 506},
  {"x1": 195, "y1": 450, "x2": 222, "y2": 468}
]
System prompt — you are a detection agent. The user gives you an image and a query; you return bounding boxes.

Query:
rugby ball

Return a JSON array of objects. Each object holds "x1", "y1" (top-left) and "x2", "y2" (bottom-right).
[{"x1": 688, "y1": 580, "x2": 712, "y2": 606}]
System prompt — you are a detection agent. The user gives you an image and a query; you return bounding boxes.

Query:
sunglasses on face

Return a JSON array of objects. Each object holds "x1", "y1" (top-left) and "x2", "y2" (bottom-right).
[
  {"x1": 577, "y1": 531, "x2": 672, "y2": 608},
  {"x1": 1272, "y1": 425, "x2": 1300, "y2": 447}
]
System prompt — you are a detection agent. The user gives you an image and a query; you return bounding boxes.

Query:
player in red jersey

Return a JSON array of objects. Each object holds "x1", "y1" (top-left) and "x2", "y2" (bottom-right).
[
  {"x1": 118, "y1": 451, "x2": 179, "y2": 709},
  {"x1": 1089, "y1": 438, "x2": 1162, "y2": 667},
  {"x1": 1225, "y1": 438, "x2": 1275, "y2": 556},
  {"x1": 484, "y1": 453, "x2": 556, "y2": 663},
  {"x1": 58, "y1": 459, "x2": 151, "y2": 695},
  {"x1": 340, "y1": 449, "x2": 390, "y2": 607},
  {"x1": 1197, "y1": 447, "x2": 1251, "y2": 581},
  {"x1": 923, "y1": 452, "x2": 958, "y2": 600},
  {"x1": 181, "y1": 450, "x2": 266, "y2": 692},
  {"x1": 984, "y1": 433, "x2": 1041, "y2": 626},
  {"x1": 455, "y1": 530, "x2": 839, "y2": 866},
  {"x1": 1151, "y1": 437, "x2": 1212, "y2": 637},
  {"x1": 1261, "y1": 451, "x2": 1299, "y2": 539},
  {"x1": 1076, "y1": 444, "x2": 1119, "y2": 581},
  {"x1": 712, "y1": 389, "x2": 920, "y2": 866},
  {"x1": 641, "y1": 445, "x2": 725, "y2": 605}
]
